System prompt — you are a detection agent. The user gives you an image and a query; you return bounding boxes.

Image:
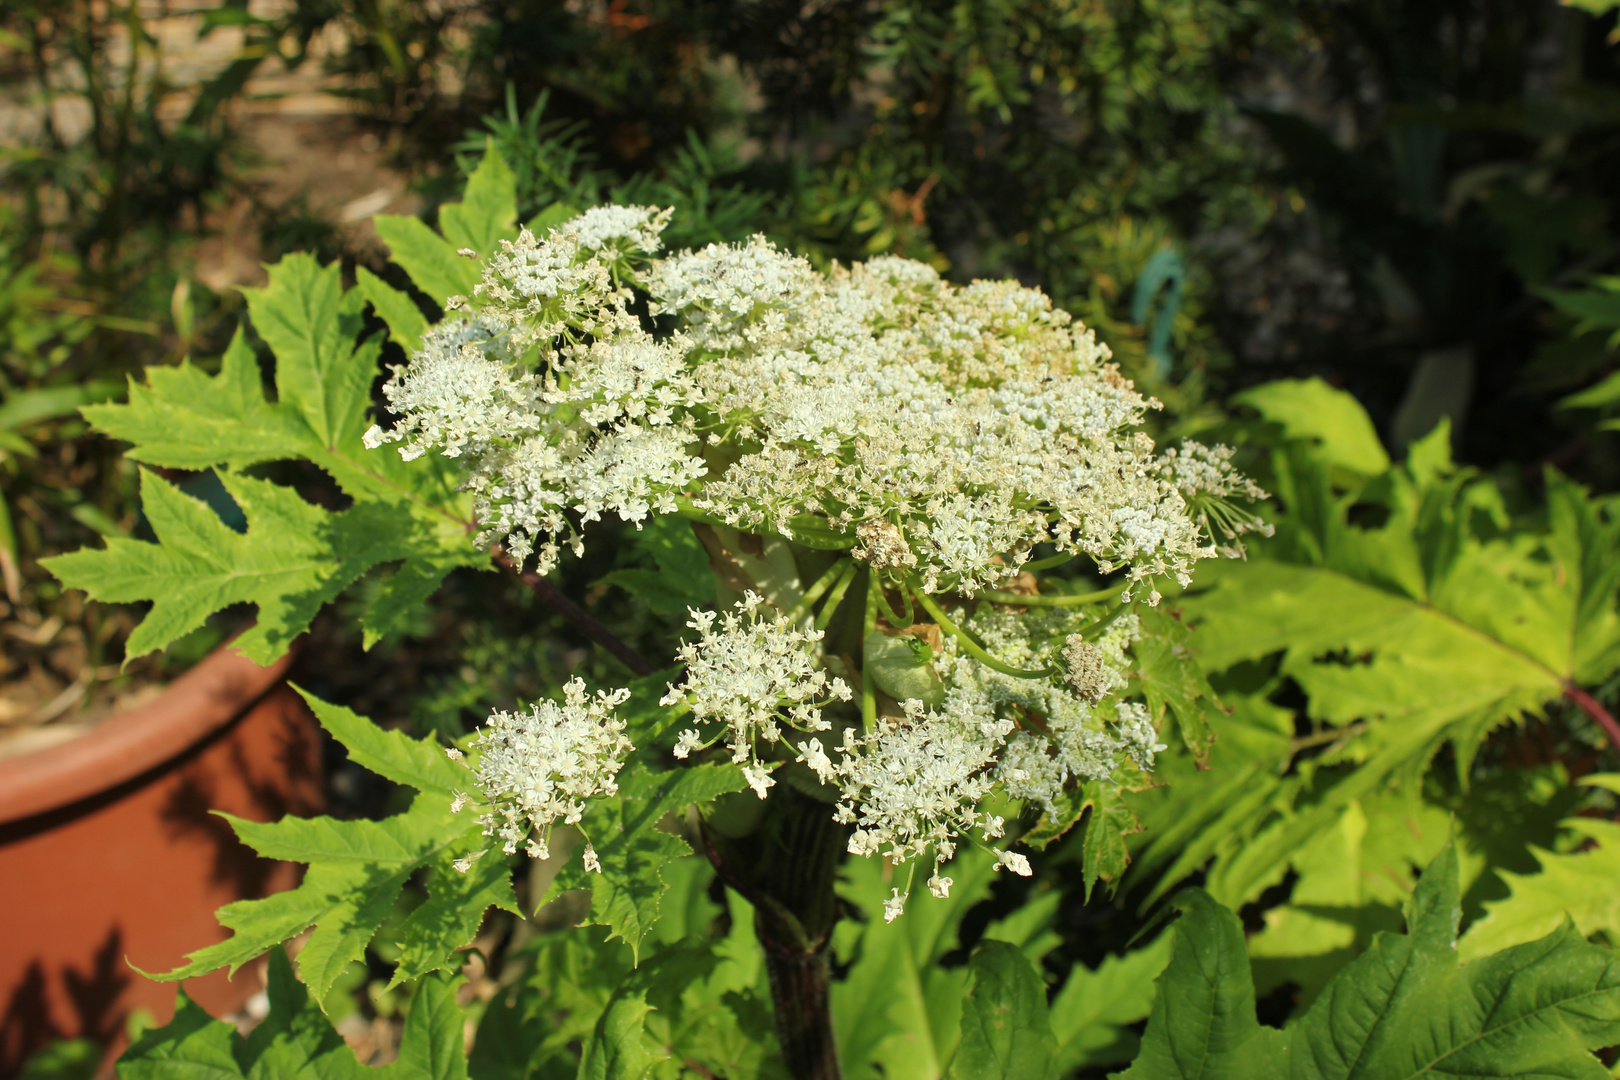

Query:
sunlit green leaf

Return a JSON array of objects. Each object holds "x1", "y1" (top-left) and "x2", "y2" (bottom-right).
[
  {"x1": 150, "y1": 692, "x2": 512, "y2": 1001},
  {"x1": 945, "y1": 941, "x2": 1055, "y2": 1080}
]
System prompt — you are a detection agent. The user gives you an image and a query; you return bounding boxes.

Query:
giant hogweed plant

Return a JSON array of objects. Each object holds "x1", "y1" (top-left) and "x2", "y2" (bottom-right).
[
  {"x1": 47, "y1": 152, "x2": 1620, "y2": 1079},
  {"x1": 47, "y1": 147, "x2": 1247, "y2": 1077}
]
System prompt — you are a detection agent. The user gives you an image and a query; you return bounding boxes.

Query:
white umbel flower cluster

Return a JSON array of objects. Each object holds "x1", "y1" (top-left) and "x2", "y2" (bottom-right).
[
  {"x1": 823, "y1": 695, "x2": 1018, "y2": 920},
  {"x1": 365, "y1": 206, "x2": 1260, "y2": 593},
  {"x1": 660, "y1": 591, "x2": 852, "y2": 798},
  {"x1": 456, "y1": 677, "x2": 632, "y2": 867}
]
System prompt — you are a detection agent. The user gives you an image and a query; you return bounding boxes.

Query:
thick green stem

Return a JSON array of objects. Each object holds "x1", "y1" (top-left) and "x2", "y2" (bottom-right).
[
  {"x1": 785, "y1": 558, "x2": 855, "y2": 624},
  {"x1": 872, "y1": 576, "x2": 915, "y2": 628},
  {"x1": 814, "y1": 563, "x2": 860, "y2": 633},
  {"x1": 861, "y1": 573, "x2": 879, "y2": 728},
  {"x1": 1076, "y1": 601, "x2": 1129, "y2": 641},
  {"x1": 1020, "y1": 551, "x2": 1080, "y2": 572},
  {"x1": 974, "y1": 584, "x2": 1121, "y2": 607},
  {"x1": 762, "y1": 941, "x2": 840, "y2": 1080},
  {"x1": 909, "y1": 585, "x2": 1055, "y2": 680}
]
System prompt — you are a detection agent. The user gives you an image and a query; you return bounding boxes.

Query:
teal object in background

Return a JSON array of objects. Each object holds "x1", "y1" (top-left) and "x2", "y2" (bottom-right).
[{"x1": 1131, "y1": 248, "x2": 1185, "y2": 379}]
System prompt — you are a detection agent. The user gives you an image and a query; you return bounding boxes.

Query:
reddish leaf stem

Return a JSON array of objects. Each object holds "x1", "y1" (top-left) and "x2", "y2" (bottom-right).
[
  {"x1": 497, "y1": 554, "x2": 656, "y2": 677},
  {"x1": 1566, "y1": 681, "x2": 1620, "y2": 750}
]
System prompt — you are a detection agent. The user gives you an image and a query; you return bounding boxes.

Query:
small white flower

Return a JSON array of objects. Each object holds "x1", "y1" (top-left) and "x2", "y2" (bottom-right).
[
  {"x1": 582, "y1": 842, "x2": 602, "y2": 874},
  {"x1": 883, "y1": 888, "x2": 908, "y2": 923},
  {"x1": 993, "y1": 849, "x2": 1033, "y2": 876},
  {"x1": 450, "y1": 791, "x2": 469, "y2": 813},
  {"x1": 664, "y1": 595, "x2": 850, "y2": 786},
  {"x1": 672, "y1": 728, "x2": 703, "y2": 759},
  {"x1": 564, "y1": 204, "x2": 671, "y2": 256},
  {"x1": 1114, "y1": 701, "x2": 1167, "y2": 771},
  {"x1": 797, "y1": 737, "x2": 834, "y2": 783},
  {"x1": 832, "y1": 694, "x2": 1012, "y2": 888},
  {"x1": 743, "y1": 764, "x2": 777, "y2": 800},
  {"x1": 927, "y1": 873, "x2": 953, "y2": 899},
  {"x1": 444, "y1": 746, "x2": 465, "y2": 762}
]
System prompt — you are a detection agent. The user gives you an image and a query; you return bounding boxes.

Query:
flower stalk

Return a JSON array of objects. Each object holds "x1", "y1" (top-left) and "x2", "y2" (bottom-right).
[{"x1": 909, "y1": 586, "x2": 1055, "y2": 680}]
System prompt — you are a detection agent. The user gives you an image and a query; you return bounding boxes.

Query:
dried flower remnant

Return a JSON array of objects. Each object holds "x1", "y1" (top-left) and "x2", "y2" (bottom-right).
[
  {"x1": 456, "y1": 677, "x2": 633, "y2": 868},
  {"x1": 854, "y1": 520, "x2": 916, "y2": 571},
  {"x1": 1060, "y1": 637, "x2": 1111, "y2": 703}
]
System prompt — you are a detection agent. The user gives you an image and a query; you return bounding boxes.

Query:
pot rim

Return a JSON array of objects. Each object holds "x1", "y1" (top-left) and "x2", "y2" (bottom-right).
[{"x1": 0, "y1": 643, "x2": 296, "y2": 826}]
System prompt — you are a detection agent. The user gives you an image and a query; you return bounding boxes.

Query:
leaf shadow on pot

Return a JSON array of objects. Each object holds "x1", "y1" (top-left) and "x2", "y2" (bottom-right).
[
  {"x1": 0, "y1": 930, "x2": 128, "y2": 1073},
  {"x1": 157, "y1": 706, "x2": 323, "y2": 898}
]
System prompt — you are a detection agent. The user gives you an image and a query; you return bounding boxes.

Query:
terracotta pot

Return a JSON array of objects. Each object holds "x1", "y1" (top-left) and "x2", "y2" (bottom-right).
[{"x1": 0, "y1": 644, "x2": 324, "y2": 1075}]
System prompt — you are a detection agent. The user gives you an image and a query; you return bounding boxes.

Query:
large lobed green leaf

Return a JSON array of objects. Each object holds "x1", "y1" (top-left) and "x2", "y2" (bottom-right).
[
  {"x1": 1229, "y1": 378, "x2": 1389, "y2": 479},
  {"x1": 1025, "y1": 779, "x2": 1142, "y2": 903},
  {"x1": 472, "y1": 862, "x2": 780, "y2": 1080},
  {"x1": 833, "y1": 849, "x2": 1004, "y2": 1080},
  {"x1": 48, "y1": 151, "x2": 530, "y2": 663},
  {"x1": 1131, "y1": 607, "x2": 1215, "y2": 763},
  {"x1": 946, "y1": 942, "x2": 1056, "y2": 1080},
  {"x1": 46, "y1": 467, "x2": 450, "y2": 662},
  {"x1": 372, "y1": 143, "x2": 517, "y2": 309},
  {"x1": 545, "y1": 759, "x2": 749, "y2": 961},
  {"x1": 119, "y1": 949, "x2": 467, "y2": 1080},
  {"x1": 576, "y1": 989, "x2": 666, "y2": 1080},
  {"x1": 1132, "y1": 393, "x2": 1620, "y2": 914},
  {"x1": 597, "y1": 514, "x2": 716, "y2": 622},
  {"x1": 1117, "y1": 888, "x2": 1289, "y2": 1080},
  {"x1": 833, "y1": 844, "x2": 1117, "y2": 1080},
  {"x1": 1047, "y1": 936, "x2": 1169, "y2": 1075},
  {"x1": 1119, "y1": 845, "x2": 1620, "y2": 1080},
  {"x1": 150, "y1": 690, "x2": 516, "y2": 1002},
  {"x1": 46, "y1": 253, "x2": 488, "y2": 662},
  {"x1": 1459, "y1": 775, "x2": 1620, "y2": 960}
]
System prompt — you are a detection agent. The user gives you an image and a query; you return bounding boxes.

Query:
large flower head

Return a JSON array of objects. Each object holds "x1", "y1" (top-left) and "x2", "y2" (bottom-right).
[
  {"x1": 826, "y1": 694, "x2": 1018, "y2": 920},
  {"x1": 367, "y1": 204, "x2": 1265, "y2": 916},
  {"x1": 366, "y1": 206, "x2": 1262, "y2": 595}
]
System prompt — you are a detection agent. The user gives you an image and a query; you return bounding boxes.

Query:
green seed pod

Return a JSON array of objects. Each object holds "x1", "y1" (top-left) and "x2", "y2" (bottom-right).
[
  {"x1": 863, "y1": 629, "x2": 946, "y2": 709},
  {"x1": 704, "y1": 789, "x2": 770, "y2": 838}
]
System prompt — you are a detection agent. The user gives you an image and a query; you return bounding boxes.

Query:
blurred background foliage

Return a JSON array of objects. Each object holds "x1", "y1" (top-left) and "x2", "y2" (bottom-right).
[{"x1": 5, "y1": 0, "x2": 1620, "y2": 1066}]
